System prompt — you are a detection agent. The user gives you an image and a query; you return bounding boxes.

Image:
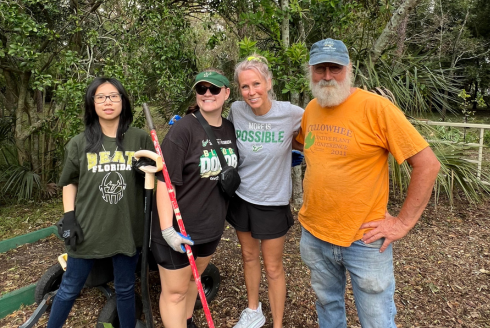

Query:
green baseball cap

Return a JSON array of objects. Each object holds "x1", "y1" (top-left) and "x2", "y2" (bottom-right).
[{"x1": 193, "y1": 71, "x2": 230, "y2": 88}]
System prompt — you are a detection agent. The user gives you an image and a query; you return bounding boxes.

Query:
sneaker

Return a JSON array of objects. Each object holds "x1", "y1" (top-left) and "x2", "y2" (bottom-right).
[{"x1": 233, "y1": 302, "x2": 266, "y2": 328}]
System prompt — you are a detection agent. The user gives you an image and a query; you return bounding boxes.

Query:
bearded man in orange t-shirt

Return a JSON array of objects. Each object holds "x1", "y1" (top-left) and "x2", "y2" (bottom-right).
[{"x1": 296, "y1": 38, "x2": 440, "y2": 328}]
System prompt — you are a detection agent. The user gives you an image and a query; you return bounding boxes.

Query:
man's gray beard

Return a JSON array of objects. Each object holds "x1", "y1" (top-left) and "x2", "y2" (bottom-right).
[{"x1": 310, "y1": 71, "x2": 353, "y2": 108}]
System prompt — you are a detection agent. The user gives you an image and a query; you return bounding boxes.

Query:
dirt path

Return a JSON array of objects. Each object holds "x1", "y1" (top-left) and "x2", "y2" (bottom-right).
[{"x1": 1, "y1": 197, "x2": 489, "y2": 327}]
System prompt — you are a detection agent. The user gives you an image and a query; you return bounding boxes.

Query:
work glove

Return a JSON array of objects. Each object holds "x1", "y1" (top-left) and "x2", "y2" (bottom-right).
[
  {"x1": 161, "y1": 226, "x2": 194, "y2": 253},
  {"x1": 60, "y1": 211, "x2": 84, "y2": 251},
  {"x1": 168, "y1": 115, "x2": 182, "y2": 126},
  {"x1": 132, "y1": 157, "x2": 156, "y2": 176},
  {"x1": 292, "y1": 150, "x2": 304, "y2": 167}
]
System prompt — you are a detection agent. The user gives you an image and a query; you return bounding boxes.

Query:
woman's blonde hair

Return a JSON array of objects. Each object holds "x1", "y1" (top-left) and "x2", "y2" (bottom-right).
[{"x1": 234, "y1": 54, "x2": 276, "y2": 100}]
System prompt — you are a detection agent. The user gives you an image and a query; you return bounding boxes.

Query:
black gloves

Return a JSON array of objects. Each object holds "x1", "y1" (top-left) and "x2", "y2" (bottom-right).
[
  {"x1": 60, "y1": 211, "x2": 84, "y2": 251},
  {"x1": 132, "y1": 157, "x2": 156, "y2": 176}
]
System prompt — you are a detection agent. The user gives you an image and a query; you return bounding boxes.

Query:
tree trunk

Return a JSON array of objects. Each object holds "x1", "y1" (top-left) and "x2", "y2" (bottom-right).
[
  {"x1": 442, "y1": 9, "x2": 469, "y2": 120},
  {"x1": 3, "y1": 71, "x2": 18, "y2": 117},
  {"x1": 472, "y1": 79, "x2": 478, "y2": 110},
  {"x1": 281, "y1": 0, "x2": 303, "y2": 208},
  {"x1": 28, "y1": 94, "x2": 41, "y2": 173},
  {"x1": 302, "y1": 92, "x2": 310, "y2": 109},
  {"x1": 371, "y1": 0, "x2": 420, "y2": 63},
  {"x1": 14, "y1": 72, "x2": 31, "y2": 166},
  {"x1": 0, "y1": 91, "x2": 5, "y2": 117},
  {"x1": 396, "y1": 14, "x2": 409, "y2": 58},
  {"x1": 281, "y1": 0, "x2": 289, "y2": 50}
]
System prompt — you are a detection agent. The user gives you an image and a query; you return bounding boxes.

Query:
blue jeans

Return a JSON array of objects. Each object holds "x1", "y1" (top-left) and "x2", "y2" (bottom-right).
[
  {"x1": 47, "y1": 252, "x2": 140, "y2": 328},
  {"x1": 300, "y1": 227, "x2": 396, "y2": 328}
]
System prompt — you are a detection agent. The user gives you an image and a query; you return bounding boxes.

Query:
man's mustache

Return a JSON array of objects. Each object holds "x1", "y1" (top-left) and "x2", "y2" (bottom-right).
[{"x1": 316, "y1": 79, "x2": 338, "y2": 87}]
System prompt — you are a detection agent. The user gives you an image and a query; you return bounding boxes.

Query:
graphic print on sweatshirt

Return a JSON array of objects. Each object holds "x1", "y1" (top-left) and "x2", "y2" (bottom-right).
[
  {"x1": 234, "y1": 122, "x2": 285, "y2": 152},
  {"x1": 199, "y1": 138, "x2": 238, "y2": 179},
  {"x1": 86, "y1": 150, "x2": 135, "y2": 204}
]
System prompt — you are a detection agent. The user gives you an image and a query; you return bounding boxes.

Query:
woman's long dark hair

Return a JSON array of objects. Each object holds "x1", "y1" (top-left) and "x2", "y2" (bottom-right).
[{"x1": 84, "y1": 77, "x2": 133, "y2": 153}]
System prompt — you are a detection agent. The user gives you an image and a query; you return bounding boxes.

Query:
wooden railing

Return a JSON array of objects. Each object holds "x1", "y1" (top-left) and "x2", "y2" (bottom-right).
[{"x1": 412, "y1": 120, "x2": 490, "y2": 184}]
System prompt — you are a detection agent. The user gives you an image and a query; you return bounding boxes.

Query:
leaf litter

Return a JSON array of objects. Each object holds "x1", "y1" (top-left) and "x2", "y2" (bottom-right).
[{"x1": 0, "y1": 195, "x2": 489, "y2": 327}]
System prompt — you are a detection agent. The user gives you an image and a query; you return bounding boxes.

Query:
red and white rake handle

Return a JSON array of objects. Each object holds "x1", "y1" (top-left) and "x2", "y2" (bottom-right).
[{"x1": 142, "y1": 104, "x2": 215, "y2": 328}]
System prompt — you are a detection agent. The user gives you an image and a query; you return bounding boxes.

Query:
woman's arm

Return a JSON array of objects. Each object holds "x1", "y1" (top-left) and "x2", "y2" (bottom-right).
[
  {"x1": 156, "y1": 180, "x2": 175, "y2": 230},
  {"x1": 156, "y1": 180, "x2": 193, "y2": 253},
  {"x1": 62, "y1": 184, "x2": 78, "y2": 212},
  {"x1": 292, "y1": 127, "x2": 304, "y2": 151}
]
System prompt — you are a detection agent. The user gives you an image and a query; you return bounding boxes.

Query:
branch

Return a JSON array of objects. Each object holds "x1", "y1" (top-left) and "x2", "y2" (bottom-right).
[
  {"x1": 18, "y1": 116, "x2": 57, "y2": 141},
  {"x1": 371, "y1": 0, "x2": 421, "y2": 63},
  {"x1": 450, "y1": 9, "x2": 469, "y2": 68},
  {"x1": 0, "y1": 64, "x2": 23, "y2": 74},
  {"x1": 458, "y1": 49, "x2": 490, "y2": 62}
]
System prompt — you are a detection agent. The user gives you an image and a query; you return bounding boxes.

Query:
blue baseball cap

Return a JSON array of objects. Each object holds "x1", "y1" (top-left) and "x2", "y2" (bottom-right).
[{"x1": 309, "y1": 38, "x2": 350, "y2": 66}]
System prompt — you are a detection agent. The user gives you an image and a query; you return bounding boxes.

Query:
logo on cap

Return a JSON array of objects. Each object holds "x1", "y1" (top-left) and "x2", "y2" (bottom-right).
[
  {"x1": 203, "y1": 72, "x2": 212, "y2": 77},
  {"x1": 323, "y1": 40, "x2": 336, "y2": 51}
]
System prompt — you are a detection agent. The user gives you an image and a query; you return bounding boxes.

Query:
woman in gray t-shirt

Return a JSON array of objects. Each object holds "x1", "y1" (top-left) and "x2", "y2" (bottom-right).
[{"x1": 226, "y1": 54, "x2": 303, "y2": 328}]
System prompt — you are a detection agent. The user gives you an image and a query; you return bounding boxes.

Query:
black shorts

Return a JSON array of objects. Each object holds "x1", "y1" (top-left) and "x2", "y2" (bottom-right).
[
  {"x1": 226, "y1": 196, "x2": 294, "y2": 240},
  {"x1": 150, "y1": 238, "x2": 220, "y2": 270}
]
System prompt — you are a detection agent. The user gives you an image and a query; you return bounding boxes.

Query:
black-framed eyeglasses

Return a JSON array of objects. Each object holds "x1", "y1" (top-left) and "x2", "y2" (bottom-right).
[
  {"x1": 93, "y1": 93, "x2": 122, "y2": 104},
  {"x1": 195, "y1": 84, "x2": 223, "y2": 95},
  {"x1": 313, "y1": 65, "x2": 344, "y2": 75}
]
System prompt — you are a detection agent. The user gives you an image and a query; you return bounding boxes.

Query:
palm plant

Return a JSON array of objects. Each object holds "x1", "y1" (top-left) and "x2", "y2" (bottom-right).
[
  {"x1": 358, "y1": 56, "x2": 490, "y2": 205},
  {"x1": 0, "y1": 117, "x2": 42, "y2": 202},
  {"x1": 354, "y1": 55, "x2": 461, "y2": 117},
  {"x1": 388, "y1": 120, "x2": 490, "y2": 206}
]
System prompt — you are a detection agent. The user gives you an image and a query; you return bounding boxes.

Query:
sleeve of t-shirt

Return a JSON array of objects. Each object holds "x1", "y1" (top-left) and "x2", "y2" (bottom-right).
[
  {"x1": 227, "y1": 105, "x2": 234, "y2": 123},
  {"x1": 156, "y1": 127, "x2": 188, "y2": 186},
  {"x1": 58, "y1": 138, "x2": 80, "y2": 187},
  {"x1": 374, "y1": 101, "x2": 429, "y2": 164},
  {"x1": 291, "y1": 104, "x2": 304, "y2": 131},
  {"x1": 295, "y1": 107, "x2": 308, "y2": 145}
]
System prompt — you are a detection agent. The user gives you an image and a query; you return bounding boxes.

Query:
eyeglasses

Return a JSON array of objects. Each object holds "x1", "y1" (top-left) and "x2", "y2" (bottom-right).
[
  {"x1": 195, "y1": 84, "x2": 223, "y2": 95},
  {"x1": 93, "y1": 93, "x2": 122, "y2": 104},
  {"x1": 313, "y1": 65, "x2": 344, "y2": 75}
]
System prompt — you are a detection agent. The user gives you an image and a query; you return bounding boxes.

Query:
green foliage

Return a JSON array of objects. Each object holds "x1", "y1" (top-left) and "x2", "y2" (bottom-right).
[
  {"x1": 1, "y1": 164, "x2": 41, "y2": 201},
  {"x1": 0, "y1": 0, "x2": 199, "y2": 202},
  {"x1": 355, "y1": 56, "x2": 461, "y2": 116},
  {"x1": 458, "y1": 89, "x2": 476, "y2": 123},
  {"x1": 238, "y1": 38, "x2": 258, "y2": 58},
  {"x1": 389, "y1": 122, "x2": 490, "y2": 205},
  {"x1": 484, "y1": 131, "x2": 490, "y2": 146},
  {"x1": 1, "y1": 0, "x2": 488, "y2": 206},
  {"x1": 309, "y1": 0, "x2": 363, "y2": 38},
  {"x1": 434, "y1": 145, "x2": 490, "y2": 205}
]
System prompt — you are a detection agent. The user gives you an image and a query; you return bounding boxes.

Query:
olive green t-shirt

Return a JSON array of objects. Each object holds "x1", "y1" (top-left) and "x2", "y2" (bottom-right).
[{"x1": 58, "y1": 127, "x2": 154, "y2": 258}]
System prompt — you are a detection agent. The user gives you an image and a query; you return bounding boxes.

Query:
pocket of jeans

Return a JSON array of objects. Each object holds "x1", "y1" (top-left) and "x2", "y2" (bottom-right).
[
  {"x1": 355, "y1": 238, "x2": 385, "y2": 249},
  {"x1": 300, "y1": 228, "x2": 324, "y2": 269}
]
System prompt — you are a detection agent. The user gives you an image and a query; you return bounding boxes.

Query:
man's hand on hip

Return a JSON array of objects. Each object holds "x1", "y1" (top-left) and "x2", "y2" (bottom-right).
[{"x1": 360, "y1": 212, "x2": 412, "y2": 253}]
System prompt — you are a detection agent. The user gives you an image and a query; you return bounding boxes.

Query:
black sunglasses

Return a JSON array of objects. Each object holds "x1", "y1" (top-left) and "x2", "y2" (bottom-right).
[{"x1": 195, "y1": 84, "x2": 223, "y2": 95}]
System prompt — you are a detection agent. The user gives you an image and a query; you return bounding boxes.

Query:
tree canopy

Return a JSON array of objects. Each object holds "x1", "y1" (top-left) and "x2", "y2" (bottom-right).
[{"x1": 1, "y1": 0, "x2": 489, "y2": 201}]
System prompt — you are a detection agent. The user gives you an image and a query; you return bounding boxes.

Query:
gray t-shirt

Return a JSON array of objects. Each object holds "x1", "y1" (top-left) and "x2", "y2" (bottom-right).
[{"x1": 228, "y1": 100, "x2": 303, "y2": 206}]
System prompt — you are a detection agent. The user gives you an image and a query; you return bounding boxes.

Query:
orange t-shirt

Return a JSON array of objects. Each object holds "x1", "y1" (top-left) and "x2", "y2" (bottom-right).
[{"x1": 296, "y1": 89, "x2": 429, "y2": 247}]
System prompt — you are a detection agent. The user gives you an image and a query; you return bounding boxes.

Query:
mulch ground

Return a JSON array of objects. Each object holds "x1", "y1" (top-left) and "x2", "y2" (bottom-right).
[
  {"x1": 1, "y1": 195, "x2": 489, "y2": 328},
  {"x1": 0, "y1": 235, "x2": 65, "y2": 295}
]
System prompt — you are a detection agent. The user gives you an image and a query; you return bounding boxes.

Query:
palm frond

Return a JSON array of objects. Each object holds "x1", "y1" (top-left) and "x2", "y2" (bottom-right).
[
  {"x1": 355, "y1": 55, "x2": 461, "y2": 116},
  {"x1": 1, "y1": 165, "x2": 42, "y2": 201}
]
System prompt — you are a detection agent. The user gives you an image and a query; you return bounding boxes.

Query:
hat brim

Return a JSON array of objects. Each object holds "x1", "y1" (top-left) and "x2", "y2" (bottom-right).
[
  {"x1": 192, "y1": 79, "x2": 227, "y2": 89},
  {"x1": 309, "y1": 56, "x2": 350, "y2": 66}
]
